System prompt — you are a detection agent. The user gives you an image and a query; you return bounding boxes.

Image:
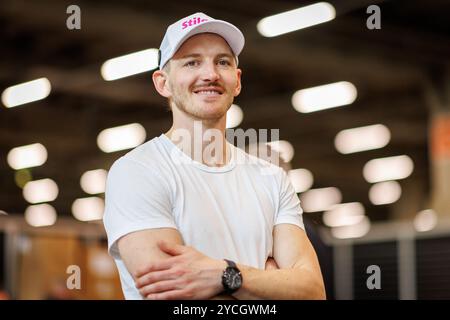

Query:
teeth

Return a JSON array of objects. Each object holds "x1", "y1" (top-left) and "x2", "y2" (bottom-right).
[{"x1": 196, "y1": 90, "x2": 220, "y2": 95}]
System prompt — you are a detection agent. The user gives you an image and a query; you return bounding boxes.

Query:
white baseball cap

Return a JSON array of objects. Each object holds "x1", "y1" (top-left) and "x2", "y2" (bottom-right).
[{"x1": 158, "y1": 12, "x2": 245, "y2": 69}]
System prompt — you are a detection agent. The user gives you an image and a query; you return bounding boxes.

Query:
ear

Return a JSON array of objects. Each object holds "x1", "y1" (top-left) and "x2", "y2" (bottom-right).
[
  {"x1": 152, "y1": 69, "x2": 171, "y2": 98},
  {"x1": 233, "y1": 68, "x2": 242, "y2": 97}
]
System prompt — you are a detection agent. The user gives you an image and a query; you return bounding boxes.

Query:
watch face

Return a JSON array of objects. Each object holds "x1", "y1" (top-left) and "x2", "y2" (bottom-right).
[
  {"x1": 229, "y1": 272, "x2": 242, "y2": 289},
  {"x1": 225, "y1": 267, "x2": 242, "y2": 290}
]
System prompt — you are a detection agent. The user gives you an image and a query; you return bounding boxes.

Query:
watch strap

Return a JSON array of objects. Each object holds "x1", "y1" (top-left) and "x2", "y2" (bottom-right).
[
  {"x1": 222, "y1": 259, "x2": 241, "y2": 295},
  {"x1": 224, "y1": 259, "x2": 237, "y2": 268}
]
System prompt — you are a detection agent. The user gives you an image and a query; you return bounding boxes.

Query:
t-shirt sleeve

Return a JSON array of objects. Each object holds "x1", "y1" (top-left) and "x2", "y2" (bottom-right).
[
  {"x1": 275, "y1": 168, "x2": 305, "y2": 230},
  {"x1": 103, "y1": 157, "x2": 177, "y2": 259}
]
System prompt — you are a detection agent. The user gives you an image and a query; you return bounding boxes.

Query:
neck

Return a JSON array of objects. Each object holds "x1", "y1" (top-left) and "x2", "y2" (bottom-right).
[{"x1": 165, "y1": 113, "x2": 230, "y2": 167}]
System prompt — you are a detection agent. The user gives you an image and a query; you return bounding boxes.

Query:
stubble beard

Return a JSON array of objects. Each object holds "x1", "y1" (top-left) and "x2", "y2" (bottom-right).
[{"x1": 170, "y1": 86, "x2": 233, "y2": 121}]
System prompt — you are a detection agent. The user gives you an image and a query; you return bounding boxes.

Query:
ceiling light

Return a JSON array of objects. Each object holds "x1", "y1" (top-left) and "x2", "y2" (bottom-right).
[
  {"x1": 335, "y1": 124, "x2": 390, "y2": 154},
  {"x1": 226, "y1": 104, "x2": 244, "y2": 128},
  {"x1": 363, "y1": 155, "x2": 414, "y2": 183},
  {"x1": 266, "y1": 140, "x2": 295, "y2": 163},
  {"x1": 80, "y1": 169, "x2": 108, "y2": 194},
  {"x1": 2, "y1": 78, "x2": 51, "y2": 108},
  {"x1": 288, "y1": 168, "x2": 314, "y2": 193},
  {"x1": 101, "y1": 49, "x2": 159, "y2": 81},
  {"x1": 257, "y1": 2, "x2": 336, "y2": 37},
  {"x1": 369, "y1": 181, "x2": 402, "y2": 205},
  {"x1": 414, "y1": 209, "x2": 437, "y2": 232},
  {"x1": 97, "y1": 123, "x2": 146, "y2": 153},
  {"x1": 292, "y1": 81, "x2": 357, "y2": 113},
  {"x1": 323, "y1": 202, "x2": 365, "y2": 227},
  {"x1": 25, "y1": 204, "x2": 57, "y2": 227},
  {"x1": 300, "y1": 187, "x2": 342, "y2": 212},
  {"x1": 23, "y1": 178, "x2": 59, "y2": 204},
  {"x1": 72, "y1": 197, "x2": 105, "y2": 221},
  {"x1": 331, "y1": 216, "x2": 370, "y2": 239},
  {"x1": 7, "y1": 143, "x2": 48, "y2": 170}
]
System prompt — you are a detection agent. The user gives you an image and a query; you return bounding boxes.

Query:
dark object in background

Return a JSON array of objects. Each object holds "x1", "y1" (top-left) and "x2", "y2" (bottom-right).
[{"x1": 303, "y1": 216, "x2": 334, "y2": 300}]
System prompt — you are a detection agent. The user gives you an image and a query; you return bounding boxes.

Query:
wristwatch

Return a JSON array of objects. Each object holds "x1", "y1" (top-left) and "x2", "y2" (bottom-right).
[{"x1": 222, "y1": 259, "x2": 242, "y2": 294}]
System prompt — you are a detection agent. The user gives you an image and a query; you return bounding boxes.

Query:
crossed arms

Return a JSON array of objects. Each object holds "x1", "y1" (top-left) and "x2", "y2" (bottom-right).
[{"x1": 118, "y1": 223, "x2": 326, "y2": 300}]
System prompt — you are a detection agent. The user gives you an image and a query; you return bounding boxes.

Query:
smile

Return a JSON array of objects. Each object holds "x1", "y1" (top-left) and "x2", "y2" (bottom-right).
[
  {"x1": 194, "y1": 90, "x2": 222, "y2": 95},
  {"x1": 193, "y1": 86, "x2": 224, "y2": 96}
]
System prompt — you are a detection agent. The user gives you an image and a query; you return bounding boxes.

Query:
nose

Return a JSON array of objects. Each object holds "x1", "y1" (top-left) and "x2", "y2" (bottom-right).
[{"x1": 200, "y1": 61, "x2": 220, "y2": 82}]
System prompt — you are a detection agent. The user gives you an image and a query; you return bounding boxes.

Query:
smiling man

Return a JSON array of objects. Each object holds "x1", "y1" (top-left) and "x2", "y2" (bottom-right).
[{"x1": 103, "y1": 12, "x2": 325, "y2": 300}]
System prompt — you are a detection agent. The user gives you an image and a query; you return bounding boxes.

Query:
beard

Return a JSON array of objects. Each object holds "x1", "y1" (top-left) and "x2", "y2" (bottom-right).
[{"x1": 169, "y1": 84, "x2": 234, "y2": 121}]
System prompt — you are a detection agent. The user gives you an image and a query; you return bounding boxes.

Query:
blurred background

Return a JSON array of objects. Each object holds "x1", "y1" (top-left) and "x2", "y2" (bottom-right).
[{"x1": 1, "y1": 0, "x2": 449, "y2": 300}]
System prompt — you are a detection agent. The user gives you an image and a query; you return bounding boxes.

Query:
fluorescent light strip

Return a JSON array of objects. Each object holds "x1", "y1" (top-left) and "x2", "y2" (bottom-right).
[
  {"x1": 363, "y1": 155, "x2": 414, "y2": 183},
  {"x1": 97, "y1": 123, "x2": 146, "y2": 153},
  {"x1": 266, "y1": 140, "x2": 295, "y2": 163},
  {"x1": 101, "y1": 49, "x2": 159, "y2": 81},
  {"x1": 80, "y1": 169, "x2": 108, "y2": 194},
  {"x1": 23, "y1": 178, "x2": 59, "y2": 204},
  {"x1": 292, "y1": 81, "x2": 357, "y2": 113},
  {"x1": 72, "y1": 197, "x2": 105, "y2": 221},
  {"x1": 25, "y1": 204, "x2": 57, "y2": 227},
  {"x1": 226, "y1": 104, "x2": 244, "y2": 129},
  {"x1": 2, "y1": 78, "x2": 51, "y2": 108},
  {"x1": 300, "y1": 187, "x2": 342, "y2": 212},
  {"x1": 414, "y1": 209, "x2": 437, "y2": 232},
  {"x1": 335, "y1": 124, "x2": 390, "y2": 154},
  {"x1": 331, "y1": 216, "x2": 370, "y2": 239},
  {"x1": 369, "y1": 181, "x2": 402, "y2": 205},
  {"x1": 288, "y1": 168, "x2": 314, "y2": 193},
  {"x1": 323, "y1": 202, "x2": 365, "y2": 227},
  {"x1": 7, "y1": 143, "x2": 48, "y2": 170},
  {"x1": 257, "y1": 2, "x2": 336, "y2": 37}
]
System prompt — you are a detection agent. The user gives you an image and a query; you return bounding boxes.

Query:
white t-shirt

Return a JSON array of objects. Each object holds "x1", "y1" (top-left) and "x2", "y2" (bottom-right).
[{"x1": 103, "y1": 134, "x2": 304, "y2": 299}]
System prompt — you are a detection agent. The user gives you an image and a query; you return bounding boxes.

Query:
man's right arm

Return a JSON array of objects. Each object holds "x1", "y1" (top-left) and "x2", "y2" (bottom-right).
[
  {"x1": 118, "y1": 228, "x2": 235, "y2": 300},
  {"x1": 117, "y1": 228, "x2": 276, "y2": 300},
  {"x1": 117, "y1": 228, "x2": 184, "y2": 283}
]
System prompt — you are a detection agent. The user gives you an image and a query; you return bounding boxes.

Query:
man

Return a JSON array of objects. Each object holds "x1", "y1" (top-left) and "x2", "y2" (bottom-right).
[{"x1": 103, "y1": 12, "x2": 325, "y2": 300}]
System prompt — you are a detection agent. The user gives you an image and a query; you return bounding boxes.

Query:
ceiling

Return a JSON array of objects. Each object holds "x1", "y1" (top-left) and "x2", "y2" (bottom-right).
[{"x1": 1, "y1": 0, "x2": 449, "y2": 224}]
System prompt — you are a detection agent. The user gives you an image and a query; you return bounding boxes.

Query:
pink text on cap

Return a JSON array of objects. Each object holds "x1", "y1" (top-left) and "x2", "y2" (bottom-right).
[{"x1": 182, "y1": 16, "x2": 209, "y2": 29}]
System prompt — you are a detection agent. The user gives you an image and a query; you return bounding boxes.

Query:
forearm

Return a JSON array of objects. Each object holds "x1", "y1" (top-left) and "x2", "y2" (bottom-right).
[
  {"x1": 133, "y1": 235, "x2": 326, "y2": 300},
  {"x1": 210, "y1": 258, "x2": 278, "y2": 300},
  {"x1": 232, "y1": 264, "x2": 326, "y2": 300}
]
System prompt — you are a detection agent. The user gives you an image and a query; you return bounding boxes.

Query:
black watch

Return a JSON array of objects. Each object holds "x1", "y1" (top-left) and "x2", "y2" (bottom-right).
[{"x1": 222, "y1": 259, "x2": 242, "y2": 295}]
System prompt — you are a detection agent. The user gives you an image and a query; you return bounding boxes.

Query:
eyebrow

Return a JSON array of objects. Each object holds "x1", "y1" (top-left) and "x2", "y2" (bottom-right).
[{"x1": 179, "y1": 53, "x2": 234, "y2": 60}]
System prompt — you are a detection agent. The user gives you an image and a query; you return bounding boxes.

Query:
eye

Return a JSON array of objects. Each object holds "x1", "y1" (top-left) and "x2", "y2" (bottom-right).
[
  {"x1": 218, "y1": 59, "x2": 231, "y2": 66},
  {"x1": 185, "y1": 60, "x2": 199, "y2": 67}
]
